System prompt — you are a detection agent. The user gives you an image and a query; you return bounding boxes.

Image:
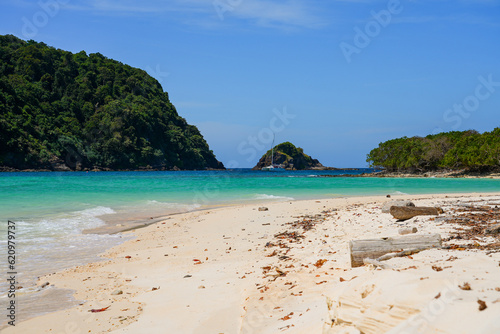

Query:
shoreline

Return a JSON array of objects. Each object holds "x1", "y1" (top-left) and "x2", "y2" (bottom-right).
[{"x1": 3, "y1": 192, "x2": 500, "y2": 333}]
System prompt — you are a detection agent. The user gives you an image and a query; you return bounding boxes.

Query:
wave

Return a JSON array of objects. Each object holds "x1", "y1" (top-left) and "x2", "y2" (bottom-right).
[
  {"x1": 253, "y1": 194, "x2": 295, "y2": 201},
  {"x1": 146, "y1": 200, "x2": 201, "y2": 211},
  {"x1": 391, "y1": 191, "x2": 409, "y2": 195}
]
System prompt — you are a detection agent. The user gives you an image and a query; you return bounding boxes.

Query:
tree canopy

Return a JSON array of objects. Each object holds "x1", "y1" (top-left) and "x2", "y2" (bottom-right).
[
  {"x1": 366, "y1": 129, "x2": 500, "y2": 172},
  {"x1": 0, "y1": 34, "x2": 224, "y2": 170},
  {"x1": 253, "y1": 141, "x2": 323, "y2": 170}
]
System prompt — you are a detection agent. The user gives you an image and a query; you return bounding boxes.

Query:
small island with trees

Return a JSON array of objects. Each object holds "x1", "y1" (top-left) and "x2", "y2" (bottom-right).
[
  {"x1": 252, "y1": 142, "x2": 325, "y2": 170},
  {"x1": 366, "y1": 129, "x2": 500, "y2": 176}
]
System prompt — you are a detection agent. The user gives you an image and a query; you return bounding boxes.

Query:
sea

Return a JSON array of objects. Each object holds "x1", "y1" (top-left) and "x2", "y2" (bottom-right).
[{"x1": 1, "y1": 168, "x2": 500, "y2": 325}]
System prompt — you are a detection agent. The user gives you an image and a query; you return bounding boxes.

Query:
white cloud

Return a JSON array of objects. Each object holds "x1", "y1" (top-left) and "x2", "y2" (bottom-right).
[{"x1": 63, "y1": 0, "x2": 326, "y2": 30}]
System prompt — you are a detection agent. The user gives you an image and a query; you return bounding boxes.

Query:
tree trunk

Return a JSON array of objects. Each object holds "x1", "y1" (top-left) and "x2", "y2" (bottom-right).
[
  {"x1": 349, "y1": 234, "x2": 442, "y2": 267},
  {"x1": 390, "y1": 206, "x2": 443, "y2": 221}
]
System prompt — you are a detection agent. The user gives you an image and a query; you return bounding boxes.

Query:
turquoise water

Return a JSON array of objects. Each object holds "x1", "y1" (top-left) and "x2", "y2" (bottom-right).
[
  {"x1": 0, "y1": 169, "x2": 499, "y2": 321},
  {"x1": 2, "y1": 169, "x2": 500, "y2": 221}
]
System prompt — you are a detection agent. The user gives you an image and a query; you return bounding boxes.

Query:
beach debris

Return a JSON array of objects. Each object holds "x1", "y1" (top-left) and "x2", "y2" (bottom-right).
[
  {"x1": 478, "y1": 299, "x2": 487, "y2": 311},
  {"x1": 459, "y1": 282, "x2": 471, "y2": 290},
  {"x1": 258, "y1": 207, "x2": 269, "y2": 211},
  {"x1": 381, "y1": 200, "x2": 415, "y2": 213},
  {"x1": 89, "y1": 306, "x2": 110, "y2": 313},
  {"x1": 193, "y1": 259, "x2": 202, "y2": 265},
  {"x1": 398, "y1": 227, "x2": 418, "y2": 235},
  {"x1": 183, "y1": 275, "x2": 192, "y2": 278},
  {"x1": 40, "y1": 282, "x2": 50, "y2": 288},
  {"x1": 111, "y1": 289, "x2": 123, "y2": 295},
  {"x1": 390, "y1": 206, "x2": 443, "y2": 221},
  {"x1": 432, "y1": 265, "x2": 443, "y2": 272},
  {"x1": 442, "y1": 203, "x2": 500, "y2": 250},
  {"x1": 280, "y1": 312, "x2": 294, "y2": 321},
  {"x1": 363, "y1": 258, "x2": 392, "y2": 269},
  {"x1": 152, "y1": 287, "x2": 160, "y2": 291},
  {"x1": 485, "y1": 223, "x2": 500, "y2": 235},
  {"x1": 125, "y1": 256, "x2": 132, "y2": 259},
  {"x1": 198, "y1": 285, "x2": 206, "y2": 289},
  {"x1": 313, "y1": 259, "x2": 327, "y2": 268},
  {"x1": 349, "y1": 234, "x2": 442, "y2": 267}
]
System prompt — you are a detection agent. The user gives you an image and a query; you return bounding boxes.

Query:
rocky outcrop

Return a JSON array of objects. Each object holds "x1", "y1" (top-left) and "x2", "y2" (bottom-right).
[{"x1": 252, "y1": 142, "x2": 324, "y2": 170}]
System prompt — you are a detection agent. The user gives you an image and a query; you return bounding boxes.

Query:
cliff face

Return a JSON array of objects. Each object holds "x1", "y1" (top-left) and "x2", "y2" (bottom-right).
[
  {"x1": 0, "y1": 34, "x2": 224, "y2": 171},
  {"x1": 252, "y1": 142, "x2": 323, "y2": 170}
]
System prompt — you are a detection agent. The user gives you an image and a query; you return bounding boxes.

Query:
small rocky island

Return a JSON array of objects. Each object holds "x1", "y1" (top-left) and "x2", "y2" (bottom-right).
[{"x1": 252, "y1": 142, "x2": 325, "y2": 170}]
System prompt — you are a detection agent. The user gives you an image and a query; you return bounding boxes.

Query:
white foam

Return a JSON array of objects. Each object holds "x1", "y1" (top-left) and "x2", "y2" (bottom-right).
[
  {"x1": 392, "y1": 191, "x2": 409, "y2": 195},
  {"x1": 254, "y1": 194, "x2": 295, "y2": 201},
  {"x1": 146, "y1": 200, "x2": 201, "y2": 212}
]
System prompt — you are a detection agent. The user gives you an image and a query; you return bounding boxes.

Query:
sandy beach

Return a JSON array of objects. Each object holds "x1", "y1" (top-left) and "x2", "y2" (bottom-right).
[{"x1": 4, "y1": 193, "x2": 500, "y2": 334}]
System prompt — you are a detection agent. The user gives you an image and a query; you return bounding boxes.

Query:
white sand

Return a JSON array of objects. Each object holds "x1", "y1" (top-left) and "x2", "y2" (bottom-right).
[{"x1": 3, "y1": 193, "x2": 500, "y2": 334}]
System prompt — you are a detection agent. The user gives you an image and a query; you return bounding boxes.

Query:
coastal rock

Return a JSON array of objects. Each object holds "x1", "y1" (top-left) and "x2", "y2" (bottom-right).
[
  {"x1": 252, "y1": 142, "x2": 324, "y2": 170},
  {"x1": 381, "y1": 200, "x2": 415, "y2": 213},
  {"x1": 390, "y1": 206, "x2": 443, "y2": 221}
]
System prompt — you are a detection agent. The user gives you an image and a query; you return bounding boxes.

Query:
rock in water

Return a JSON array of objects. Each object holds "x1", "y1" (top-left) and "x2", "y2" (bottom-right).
[
  {"x1": 252, "y1": 142, "x2": 323, "y2": 170},
  {"x1": 390, "y1": 206, "x2": 443, "y2": 221},
  {"x1": 381, "y1": 200, "x2": 415, "y2": 213}
]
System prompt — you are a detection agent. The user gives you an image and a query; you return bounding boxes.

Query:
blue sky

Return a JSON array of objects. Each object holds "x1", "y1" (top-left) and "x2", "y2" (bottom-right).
[{"x1": 1, "y1": 0, "x2": 500, "y2": 167}]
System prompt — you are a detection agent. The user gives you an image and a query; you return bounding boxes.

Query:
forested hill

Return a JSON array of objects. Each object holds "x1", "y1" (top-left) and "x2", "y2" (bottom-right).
[
  {"x1": 366, "y1": 129, "x2": 500, "y2": 173},
  {"x1": 252, "y1": 142, "x2": 324, "y2": 170},
  {"x1": 0, "y1": 34, "x2": 224, "y2": 171}
]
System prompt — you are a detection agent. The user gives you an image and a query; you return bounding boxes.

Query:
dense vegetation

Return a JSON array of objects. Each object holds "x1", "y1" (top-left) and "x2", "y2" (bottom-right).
[
  {"x1": 253, "y1": 141, "x2": 323, "y2": 170},
  {"x1": 0, "y1": 34, "x2": 223, "y2": 170},
  {"x1": 366, "y1": 129, "x2": 500, "y2": 172}
]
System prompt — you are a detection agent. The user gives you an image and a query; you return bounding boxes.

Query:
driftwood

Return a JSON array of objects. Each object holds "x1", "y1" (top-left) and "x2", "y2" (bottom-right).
[
  {"x1": 376, "y1": 247, "x2": 427, "y2": 261},
  {"x1": 381, "y1": 200, "x2": 415, "y2": 213},
  {"x1": 390, "y1": 206, "x2": 444, "y2": 221},
  {"x1": 363, "y1": 258, "x2": 392, "y2": 269},
  {"x1": 349, "y1": 234, "x2": 442, "y2": 267}
]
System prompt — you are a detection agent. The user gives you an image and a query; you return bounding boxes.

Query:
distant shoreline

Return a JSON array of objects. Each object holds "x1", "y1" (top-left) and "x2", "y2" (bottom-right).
[{"x1": 319, "y1": 168, "x2": 500, "y2": 179}]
